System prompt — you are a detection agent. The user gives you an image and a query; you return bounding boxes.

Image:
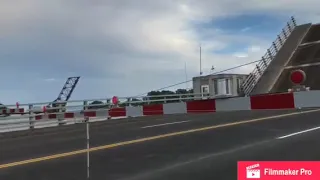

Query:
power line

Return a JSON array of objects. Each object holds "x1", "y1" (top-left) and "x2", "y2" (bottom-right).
[{"x1": 135, "y1": 59, "x2": 263, "y2": 96}]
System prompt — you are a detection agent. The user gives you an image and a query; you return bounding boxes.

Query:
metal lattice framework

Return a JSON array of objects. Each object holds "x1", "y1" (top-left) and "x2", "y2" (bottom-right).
[
  {"x1": 55, "y1": 76, "x2": 80, "y2": 102},
  {"x1": 47, "y1": 76, "x2": 80, "y2": 115}
]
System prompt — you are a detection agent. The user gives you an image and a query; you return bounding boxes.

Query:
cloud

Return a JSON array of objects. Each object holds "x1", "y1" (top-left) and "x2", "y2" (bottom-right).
[
  {"x1": 0, "y1": 0, "x2": 320, "y2": 104},
  {"x1": 44, "y1": 78, "x2": 56, "y2": 82},
  {"x1": 233, "y1": 53, "x2": 249, "y2": 58},
  {"x1": 241, "y1": 27, "x2": 252, "y2": 32},
  {"x1": 248, "y1": 46, "x2": 262, "y2": 53}
]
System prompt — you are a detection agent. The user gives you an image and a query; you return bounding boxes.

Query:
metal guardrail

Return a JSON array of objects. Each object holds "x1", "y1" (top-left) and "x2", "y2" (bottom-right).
[
  {"x1": 0, "y1": 93, "x2": 206, "y2": 108},
  {"x1": 241, "y1": 16, "x2": 297, "y2": 96},
  {"x1": 0, "y1": 93, "x2": 214, "y2": 129},
  {"x1": 0, "y1": 90, "x2": 296, "y2": 132}
]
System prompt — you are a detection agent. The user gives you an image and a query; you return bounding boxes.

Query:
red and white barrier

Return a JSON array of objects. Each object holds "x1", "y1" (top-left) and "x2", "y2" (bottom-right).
[
  {"x1": 0, "y1": 102, "x2": 24, "y2": 115},
  {"x1": 34, "y1": 110, "x2": 109, "y2": 120},
  {"x1": 11, "y1": 91, "x2": 320, "y2": 121},
  {"x1": 0, "y1": 108, "x2": 24, "y2": 115}
]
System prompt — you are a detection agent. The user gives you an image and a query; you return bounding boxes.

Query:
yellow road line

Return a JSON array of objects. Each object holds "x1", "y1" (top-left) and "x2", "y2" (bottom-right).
[{"x1": 0, "y1": 109, "x2": 319, "y2": 169}]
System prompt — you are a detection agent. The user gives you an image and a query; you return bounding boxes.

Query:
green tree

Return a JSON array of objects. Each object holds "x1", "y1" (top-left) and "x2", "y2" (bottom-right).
[
  {"x1": 146, "y1": 90, "x2": 174, "y2": 104},
  {"x1": 175, "y1": 89, "x2": 188, "y2": 94},
  {"x1": 145, "y1": 88, "x2": 194, "y2": 104},
  {"x1": 119, "y1": 98, "x2": 144, "y2": 107},
  {"x1": 89, "y1": 100, "x2": 108, "y2": 109}
]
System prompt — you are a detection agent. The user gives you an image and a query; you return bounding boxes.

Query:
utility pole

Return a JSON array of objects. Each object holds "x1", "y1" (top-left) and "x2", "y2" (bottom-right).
[{"x1": 185, "y1": 62, "x2": 188, "y2": 90}]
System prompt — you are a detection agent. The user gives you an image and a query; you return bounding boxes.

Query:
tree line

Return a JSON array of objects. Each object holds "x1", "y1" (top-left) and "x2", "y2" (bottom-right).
[{"x1": 88, "y1": 88, "x2": 194, "y2": 109}]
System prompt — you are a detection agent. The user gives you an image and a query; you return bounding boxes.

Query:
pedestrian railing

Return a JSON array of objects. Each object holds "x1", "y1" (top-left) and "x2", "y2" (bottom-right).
[{"x1": 241, "y1": 16, "x2": 297, "y2": 96}]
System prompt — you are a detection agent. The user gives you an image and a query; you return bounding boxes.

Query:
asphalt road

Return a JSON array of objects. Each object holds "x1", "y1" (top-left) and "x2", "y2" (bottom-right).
[{"x1": 1, "y1": 109, "x2": 320, "y2": 180}]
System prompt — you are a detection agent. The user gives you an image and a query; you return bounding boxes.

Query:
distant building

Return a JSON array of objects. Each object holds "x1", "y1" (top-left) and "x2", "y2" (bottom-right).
[{"x1": 192, "y1": 73, "x2": 248, "y2": 97}]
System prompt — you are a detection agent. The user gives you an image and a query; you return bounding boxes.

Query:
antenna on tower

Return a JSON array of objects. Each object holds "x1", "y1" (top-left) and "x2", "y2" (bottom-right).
[{"x1": 200, "y1": 44, "x2": 202, "y2": 76}]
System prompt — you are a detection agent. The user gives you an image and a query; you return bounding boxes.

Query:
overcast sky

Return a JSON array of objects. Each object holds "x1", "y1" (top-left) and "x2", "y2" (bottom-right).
[{"x1": 1, "y1": 0, "x2": 320, "y2": 104}]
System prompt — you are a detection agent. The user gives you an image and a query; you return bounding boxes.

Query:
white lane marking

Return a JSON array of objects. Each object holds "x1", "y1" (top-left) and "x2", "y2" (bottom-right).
[
  {"x1": 277, "y1": 126, "x2": 320, "y2": 139},
  {"x1": 141, "y1": 121, "x2": 190, "y2": 129},
  {"x1": 120, "y1": 140, "x2": 271, "y2": 180}
]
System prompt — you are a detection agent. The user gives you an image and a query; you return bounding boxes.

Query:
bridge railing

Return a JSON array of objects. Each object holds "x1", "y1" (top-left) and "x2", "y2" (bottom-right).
[
  {"x1": 1, "y1": 89, "x2": 317, "y2": 132},
  {"x1": 241, "y1": 16, "x2": 297, "y2": 96},
  {"x1": 0, "y1": 92, "x2": 209, "y2": 113},
  {"x1": 0, "y1": 93, "x2": 217, "y2": 131}
]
